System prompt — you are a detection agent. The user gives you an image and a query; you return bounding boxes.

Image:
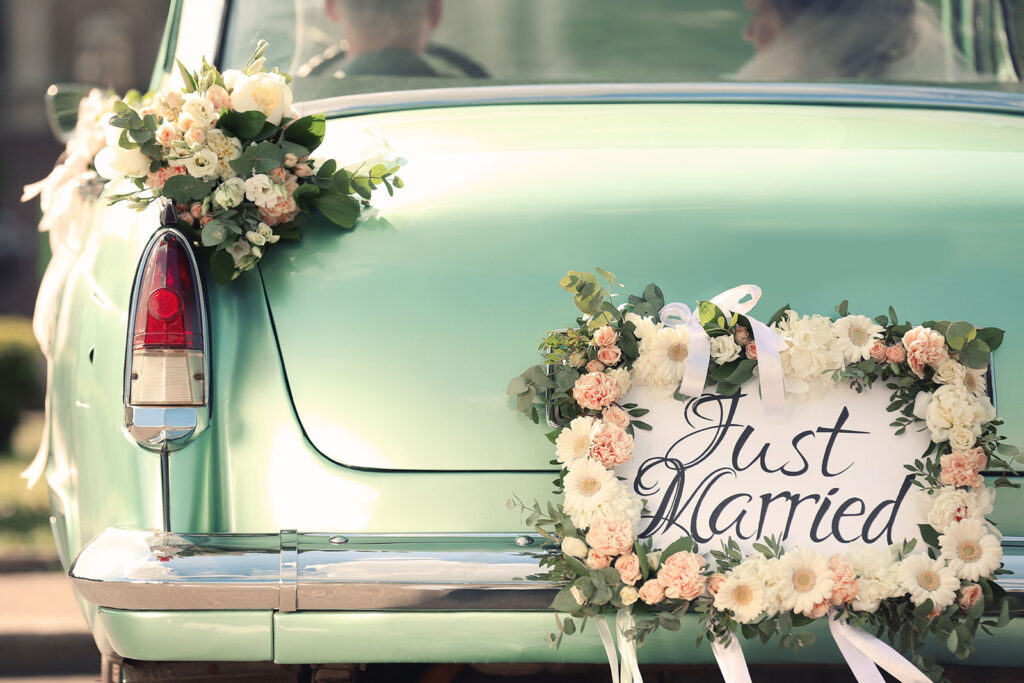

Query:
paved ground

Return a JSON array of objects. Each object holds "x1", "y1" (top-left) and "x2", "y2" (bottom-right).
[{"x1": 0, "y1": 572, "x2": 99, "y2": 678}]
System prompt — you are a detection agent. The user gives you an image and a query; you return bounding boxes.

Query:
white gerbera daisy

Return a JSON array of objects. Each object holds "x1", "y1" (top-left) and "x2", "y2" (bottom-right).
[
  {"x1": 962, "y1": 367, "x2": 988, "y2": 398},
  {"x1": 898, "y1": 555, "x2": 959, "y2": 609},
  {"x1": 832, "y1": 315, "x2": 885, "y2": 362},
  {"x1": 714, "y1": 573, "x2": 767, "y2": 623},
  {"x1": 562, "y1": 459, "x2": 626, "y2": 529},
  {"x1": 778, "y1": 548, "x2": 833, "y2": 616},
  {"x1": 554, "y1": 416, "x2": 597, "y2": 464},
  {"x1": 732, "y1": 556, "x2": 784, "y2": 617},
  {"x1": 633, "y1": 326, "x2": 689, "y2": 387},
  {"x1": 939, "y1": 519, "x2": 1002, "y2": 581}
]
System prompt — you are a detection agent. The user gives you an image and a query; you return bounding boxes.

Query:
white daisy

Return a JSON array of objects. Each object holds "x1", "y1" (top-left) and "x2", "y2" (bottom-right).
[
  {"x1": 633, "y1": 326, "x2": 689, "y2": 387},
  {"x1": 832, "y1": 315, "x2": 885, "y2": 362},
  {"x1": 554, "y1": 416, "x2": 597, "y2": 464},
  {"x1": 714, "y1": 573, "x2": 767, "y2": 623},
  {"x1": 778, "y1": 548, "x2": 833, "y2": 616},
  {"x1": 562, "y1": 459, "x2": 626, "y2": 529},
  {"x1": 733, "y1": 556, "x2": 784, "y2": 617},
  {"x1": 898, "y1": 555, "x2": 958, "y2": 609},
  {"x1": 938, "y1": 519, "x2": 1002, "y2": 581},
  {"x1": 962, "y1": 367, "x2": 988, "y2": 398}
]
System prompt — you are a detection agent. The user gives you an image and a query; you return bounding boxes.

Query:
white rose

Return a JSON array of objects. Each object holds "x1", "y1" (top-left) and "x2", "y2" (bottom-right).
[
  {"x1": 245, "y1": 230, "x2": 266, "y2": 246},
  {"x1": 183, "y1": 148, "x2": 220, "y2": 180},
  {"x1": 619, "y1": 586, "x2": 639, "y2": 606},
  {"x1": 213, "y1": 177, "x2": 246, "y2": 209},
  {"x1": 181, "y1": 94, "x2": 219, "y2": 129},
  {"x1": 230, "y1": 72, "x2": 293, "y2": 125},
  {"x1": 912, "y1": 391, "x2": 933, "y2": 420},
  {"x1": 933, "y1": 359, "x2": 966, "y2": 386},
  {"x1": 94, "y1": 145, "x2": 151, "y2": 179},
  {"x1": 560, "y1": 537, "x2": 588, "y2": 559},
  {"x1": 257, "y1": 222, "x2": 280, "y2": 244},
  {"x1": 225, "y1": 238, "x2": 251, "y2": 265},
  {"x1": 244, "y1": 174, "x2": 280, "y2": 208},
  {"x1": 646, "y1": 551, "x2": 661, "y2": 571},
  {"x1": 710, "y1": 334, "x2": 742, "y2": 364},
  {"x1": 948, "y1": 425, "x2": 977, "y2": 452},
  {"x1": 926, "y1": 385, "x2": 980, "y2": 443}
]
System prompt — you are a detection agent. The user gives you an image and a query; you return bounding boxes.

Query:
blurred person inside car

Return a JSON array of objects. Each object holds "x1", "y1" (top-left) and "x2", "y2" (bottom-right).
[
  {"x1": 737, "y1": 0, "x2": 978, "y2": 81},
  {"x1": 321, "y1": 0, "x2": 443, "y2": 77}
]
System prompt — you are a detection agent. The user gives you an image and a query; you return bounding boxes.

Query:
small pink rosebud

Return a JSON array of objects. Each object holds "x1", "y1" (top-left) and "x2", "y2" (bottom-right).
[
  {"x1": 885, "y1": 344, "x2": 907, "y2": 364},
  {"x1": 745, "y1": 342, "x2": 758, "y2": 360},
  {"x1": 190, "y1": 203, "x2": 203, "y2": 219},
  {"x1": 869, "y1": 341, "x2": 887, "y2": 362},
  {"x1": 294, "y1": 163, "x2": 313, "y2": 178},
  {"x1": 585, "y1": 360, "x2": 605, "y2": 374},
  {"x1": 284, "y1": 153, "x2": 298, "y2": 168}
]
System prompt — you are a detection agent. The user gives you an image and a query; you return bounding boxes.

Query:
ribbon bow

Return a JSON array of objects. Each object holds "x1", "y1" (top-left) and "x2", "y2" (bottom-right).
[{"x1": 659, "y1": 285, "x2": 785, "y2": 420}]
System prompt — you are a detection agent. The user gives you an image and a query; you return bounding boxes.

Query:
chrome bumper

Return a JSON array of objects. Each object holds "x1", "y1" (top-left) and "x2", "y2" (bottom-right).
[
  {"x1": 70, "y1": 528, "x2": 557, "y2": 612},
  {"x1": 70, "y1": 529, "x2": 1024, "y2": 613}
]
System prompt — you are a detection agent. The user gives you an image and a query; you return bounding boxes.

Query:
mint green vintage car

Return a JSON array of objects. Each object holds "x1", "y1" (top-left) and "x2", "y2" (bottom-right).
[{"x1": 43, "y1": 0, "x2": 1024, "y2": 680}]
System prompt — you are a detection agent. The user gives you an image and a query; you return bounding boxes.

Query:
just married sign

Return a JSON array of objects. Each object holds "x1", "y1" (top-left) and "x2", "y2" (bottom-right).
[
  {"x1": 508, "y1": 271, "x2": 1015, "y2": 683},
  {"x1": 619, "y1": 383, "x2": 929, "y2": 556}
]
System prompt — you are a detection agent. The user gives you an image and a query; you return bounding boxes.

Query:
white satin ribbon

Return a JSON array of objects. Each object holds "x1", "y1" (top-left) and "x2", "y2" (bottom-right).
[
  {"x1": 711, "y1": 633, "x2": 753, "y2": 683},
  {"x1": 596, "y1": 609, "x2": 644, "y2": 683},
  {"x1": 829, "y1": 611, "x2": 930, "y2": 683},
  {"x1": 660, "y1": 285, "x2": 785, "y2": 420}
]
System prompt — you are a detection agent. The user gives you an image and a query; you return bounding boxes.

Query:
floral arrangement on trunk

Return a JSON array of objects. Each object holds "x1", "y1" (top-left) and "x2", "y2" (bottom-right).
[
  {"x1": 96, "y1": 41, "x2": 402, "y2": 284},
  {"x1": 508, "y1": 269, "x2": 1021, "y2": 683}
]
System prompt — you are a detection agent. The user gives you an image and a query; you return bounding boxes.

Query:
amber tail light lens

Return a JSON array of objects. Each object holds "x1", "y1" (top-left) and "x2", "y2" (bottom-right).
[{"x1": 128, "y1": 230, "x2": 206, "y2": 407}]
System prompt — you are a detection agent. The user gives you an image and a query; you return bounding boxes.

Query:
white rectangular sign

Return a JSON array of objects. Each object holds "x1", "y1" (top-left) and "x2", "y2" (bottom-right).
[{"x1": 616, "y1": 381, "x2": 931, "y2": 555}]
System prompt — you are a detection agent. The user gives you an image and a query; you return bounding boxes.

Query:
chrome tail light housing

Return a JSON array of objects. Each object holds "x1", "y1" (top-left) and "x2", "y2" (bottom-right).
[{"x1": 124, "y1": 211, "x2": 210, "y2": 450}]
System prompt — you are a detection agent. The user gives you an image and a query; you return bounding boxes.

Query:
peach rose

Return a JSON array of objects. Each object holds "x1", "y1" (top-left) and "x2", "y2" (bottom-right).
[
  {"x1": 593, "y1": 325, "x2": 618, "y2": 348},
  {"x1": 656, "y1": 551, "x2": 707, "y2": 601},
  {"x1": 585, "y1": 518, "x2": 634, "y2": 557},
  {"x1": 586, "y1": 550, "x2": 611, "y2": 570},
  {"x1": 869, "y1": 341, "x2": 888, "y2": 362},
  {"x1": 588, "y1": 423, "x2": 634, "y2": 468},
  {"x1": 585, "y1": 360, "x2": 605, "y2": 374},
  {"x1": 145, "y1": 165, "x2": 185, "y2": 190},
  {"x1": 572, "y1": 372, "x2": 621, "y2": 411},
  {"x1": 602, "y1": 405, "x2": 631, "y2": 430},
  {"x1": 958, "y1": 583, "x2": 983, "y2": 611},
  {"x1": 205, "y1": 84, "x2": 230, "y2": 111},
  {"x1": 597, "y1": 346, "x2": 622, "y2": 367},
  {"x1": 614, "y1": 553, "x2": 643, "y2": 586},
  {"x1": 885, "y1": 344, "x2": 907, "y2": 364},
  {"x1": 707, "y1": 573, "x2": 726, "y2": 595},
  {"x1": 294, "y1": 162, "x2": 313, "y2": 178},
  {"x1": 939, "y1": 448, "x2": 986, "y2": 488},
  {"x1": 258, "y1": 197, "x2": 299, "y2": 226},
  {"x1": 829, "y1": 554, "x2": 859, "y2": 605},
  {"x1": 638, "y1": 580, "x2": 666, "y2": 605},
  {"x1": 155, "y1": 125, "x2": 179, "y2": 148},
  {"x1": 185, "y1": 126, "x2": 207, "y2": 145},
  {"x1": 745, "y1": 342, "x2": 758, "y2": 360},
  {"x1": 190, "y1": 202, "x2": 203, "y2": 219},
  {"x1": 902, "y1": 327, "x2": 948, "y2": 378},
  {"x1": 805, "y1": 599, "x2": 830, "y2": 619},
  {"x1": 199, "y1": 215, "x2": 213, "y2": 226}
]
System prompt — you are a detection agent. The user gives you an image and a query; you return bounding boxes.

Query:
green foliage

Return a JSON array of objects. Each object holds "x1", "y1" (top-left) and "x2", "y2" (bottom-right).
[
  {"x1": 0, "y1": 318, "x2": 43, "y2": 453},
  {"x1": 283, "y1": 114, "x2": 327, "y2": 152}
]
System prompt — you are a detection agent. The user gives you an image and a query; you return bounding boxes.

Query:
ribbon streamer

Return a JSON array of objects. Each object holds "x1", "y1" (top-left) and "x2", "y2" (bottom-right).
[
  {"x1": 596, "y1": 609, "x2": 644, "y2": 683},
  {"x1": 710, "y1": 633, "x2": 753, "y2": 683},
  {"x1": 660, "y1": 285, "x2": 785, "y2": 420},
  {"x1": 829, "y1": 612, "x2": 930, "y2": 683}
]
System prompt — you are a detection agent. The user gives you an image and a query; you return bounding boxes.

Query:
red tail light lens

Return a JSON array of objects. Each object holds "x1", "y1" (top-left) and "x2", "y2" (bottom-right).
[{"x1": 127, "y1": 229, "x2": 207, "y2": 407}]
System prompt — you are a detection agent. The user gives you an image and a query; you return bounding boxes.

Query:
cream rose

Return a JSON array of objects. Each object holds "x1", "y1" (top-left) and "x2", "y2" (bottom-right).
[
  {"x1": 244, "y1": 173, "x2": 279, "y2": 208},
  {"x1": 230, "y1": 72, "x2": 293, "y2": 125},
  {"x1": 213, "y1": 177, "x2": 246, "y2": 209},
  {"x1": 561, "y1": 536, "x2": 588, "y2": 559},
  {"x1": 184, "y1": 148, "x2": 220, "y2": 180},
  {"x1": 948, "y1": 425, "x2": 977, "y2": 452},
  {"x1": 181, "y1": 94, "x2": 219, "y2": 129},
  {"x1": 710, "y1": 334, "x2": 742, "y2": 364},
  {"x1": 619, "y1": 586, "x2": 639, "y2": 606},
  {"x1": 934, "y1": 359, "x2": 967, "y2": 386},
  {"x1": 95, "y1": 145, "x2": 151, "y2": 179}
]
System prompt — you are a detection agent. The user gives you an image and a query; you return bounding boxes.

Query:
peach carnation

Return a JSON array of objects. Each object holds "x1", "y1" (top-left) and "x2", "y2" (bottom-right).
[
  {"x1": 638, "y1": 580, "x2": 666, "y2": 605},
  {"x1": 657, "y1": 551, "x2": 707, "y2": 601},
  {"x1": 958, "y1": 583, "x2": 983, "y2": 611},
  {"x1": 586, "y1": 550, "x2": 611, "y2": 570},
  {"x1": 572, "y1": 371, "x2": 621, "y2": 411},
  {"x1": 869, "y1": 341, "x2": 887, "y2": 362},
  {"x1": 886, "y1": 344, "x2": 907, "y2": 364},
  {"x1": 588, "y1": 423, "x2": 634, "y2": 468},
  {"x1": 939, "y1": 447, "x2": 987, "y2": 489},
  {"x1": 145, "y1": 165, "x2": 185, "y2": 190},
  {"x1": 593, "y1": 325, "x2": 618, "y2": 348},
  {"x1": 828, "y1": 554, "x2": 860, "y2": 605},
  {"x1": 902, "y1": 327, "x2": 949, "y2": 378},
  {"x1": 614, "y1": 553, "x2": 643, "y2": 586},
  {"x1": 597, "y1": 346, "x2": 622, "y2": 367},
  {"x1": 585, "y1": 518, "x2": 634, "y2": 557}
]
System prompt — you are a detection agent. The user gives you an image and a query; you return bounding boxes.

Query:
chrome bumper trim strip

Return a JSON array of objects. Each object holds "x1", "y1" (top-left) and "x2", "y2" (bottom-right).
[{"x1": 69, "y1": 528, "x2": 1024, "y2": 613}]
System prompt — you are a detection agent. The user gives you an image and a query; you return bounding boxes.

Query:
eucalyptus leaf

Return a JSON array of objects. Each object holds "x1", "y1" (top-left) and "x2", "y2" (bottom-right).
[{"x1": 959, "y1": 339, "x2": 991, "y2": 370}]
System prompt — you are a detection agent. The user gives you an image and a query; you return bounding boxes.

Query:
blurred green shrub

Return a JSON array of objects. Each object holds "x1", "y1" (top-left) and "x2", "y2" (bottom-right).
[{"x1": 0, "y1": 317, "x2": 43, "y2": 455}]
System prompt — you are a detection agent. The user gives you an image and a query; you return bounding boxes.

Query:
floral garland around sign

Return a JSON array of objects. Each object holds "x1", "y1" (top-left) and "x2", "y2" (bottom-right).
[
  {"x1": 507, "y1": 269, "x2": 1022, "y2": 682},
  {"x1": 94, "y1": 40, "x2": 403, "y2": 284}
]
